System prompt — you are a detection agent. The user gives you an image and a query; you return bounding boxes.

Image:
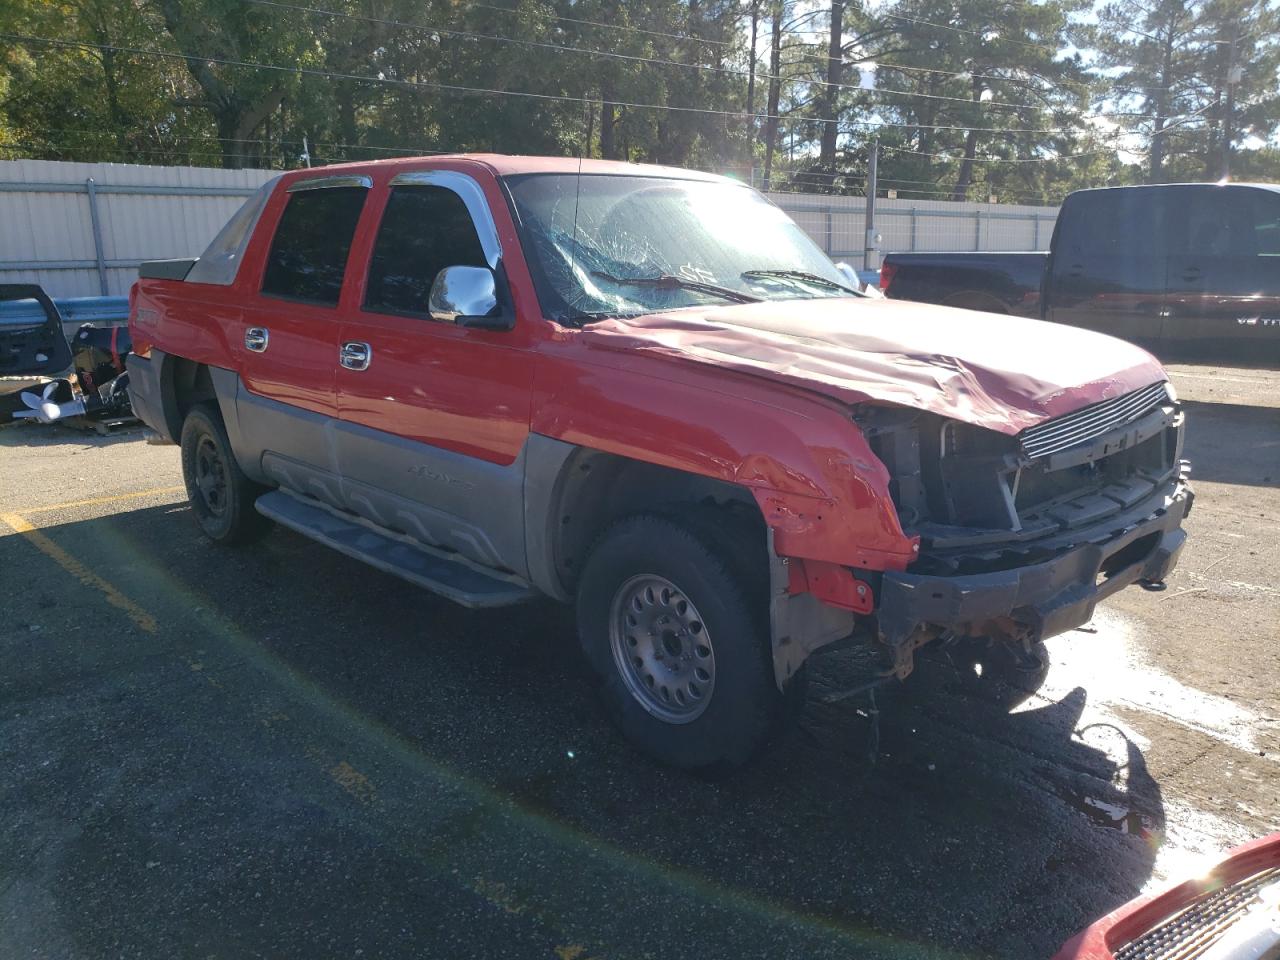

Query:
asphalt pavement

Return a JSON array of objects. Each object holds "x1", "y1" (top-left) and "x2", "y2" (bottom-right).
[{"x1": 1, "y1": 362, "x2": 1277, "y2": 960}]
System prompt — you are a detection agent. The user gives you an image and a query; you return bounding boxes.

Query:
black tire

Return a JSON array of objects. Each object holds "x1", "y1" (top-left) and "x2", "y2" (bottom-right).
[
  {"x1": 576, "y1": 513, "x2": 791, "y2": 769},
  {"x1": 180, "y1": 402, "x2": 271, "y2": 544},
  {"x1": 946, "y1": 637, "x2": 1050, "y2": 709}
]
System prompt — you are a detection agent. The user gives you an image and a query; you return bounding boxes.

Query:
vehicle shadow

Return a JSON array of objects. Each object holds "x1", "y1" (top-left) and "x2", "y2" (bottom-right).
[
  {"x1": 15, "y1": 503, "x2": 1166, "y2": 960},
  {"x1": 0, "y1": 419, "x2": 149, "y2": 448},
  {"x1": 1179, "y1": 399, "x2": 1280, "y2": 487}
]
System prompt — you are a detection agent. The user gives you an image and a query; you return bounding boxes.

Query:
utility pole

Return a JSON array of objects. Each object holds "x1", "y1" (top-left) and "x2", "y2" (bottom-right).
[
  {"x1": 1220, "y1": 24, "x2": 1241, "y2": 180},
  {"x1": 864, "y1": 138, "x2": 880, "y2": 271},
  {"x1": 820, "y1": 1, "x2": 844, "y2": 190}
]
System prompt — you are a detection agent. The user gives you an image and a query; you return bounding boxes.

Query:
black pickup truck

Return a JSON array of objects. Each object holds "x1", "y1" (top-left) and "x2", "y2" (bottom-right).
[{"x1": 880, "y1": 182, "x2": 1280, "y2": 363}]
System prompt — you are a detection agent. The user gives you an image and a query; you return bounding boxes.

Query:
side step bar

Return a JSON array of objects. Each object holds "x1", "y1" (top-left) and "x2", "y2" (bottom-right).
[{"x1": 254, "y1": 490, "x2": 537, "y2": 608}]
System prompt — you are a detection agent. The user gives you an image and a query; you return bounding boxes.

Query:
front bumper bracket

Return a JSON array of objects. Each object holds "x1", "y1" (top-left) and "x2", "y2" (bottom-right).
[{"x1": 877, "y1": 479, "x2": 1192, "y2": 675}]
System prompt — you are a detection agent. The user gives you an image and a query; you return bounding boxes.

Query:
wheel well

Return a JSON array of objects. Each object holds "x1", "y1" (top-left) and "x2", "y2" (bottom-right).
[
  {"x1": 551, "y1": 450, "x2": 767, "y2": 594},
  {"x1": 159, "y1": 356, "x2": 217, "y2": 439}
]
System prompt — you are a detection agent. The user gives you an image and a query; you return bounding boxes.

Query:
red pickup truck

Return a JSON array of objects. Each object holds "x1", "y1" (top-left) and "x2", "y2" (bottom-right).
[{"x1": 127, "y1": 155, "x2": 1192, "y2": 767}]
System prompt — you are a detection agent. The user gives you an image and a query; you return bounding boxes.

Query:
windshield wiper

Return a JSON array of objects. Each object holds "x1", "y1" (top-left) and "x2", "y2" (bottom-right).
[
  {"x1": 590, "y1": 270, "x2": 761, "y2": 305},
  {"x1": 741, "y1": 268, "x2": 857, "y2": 294}
]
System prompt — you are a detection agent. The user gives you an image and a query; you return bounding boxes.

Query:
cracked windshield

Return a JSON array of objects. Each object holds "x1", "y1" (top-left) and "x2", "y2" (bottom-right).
[{"x1": 505, "y1": 173, "x2": 856, "y2": 321}]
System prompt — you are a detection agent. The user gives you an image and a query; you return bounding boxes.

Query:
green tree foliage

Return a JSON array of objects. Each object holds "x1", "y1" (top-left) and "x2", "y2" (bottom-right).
[
  {"x1": 0, "y1": 0, "x2": 1275, "y2": 198},
  {"x1": 1087, "y1": 0, "x2": 1278, "y2": 184}
]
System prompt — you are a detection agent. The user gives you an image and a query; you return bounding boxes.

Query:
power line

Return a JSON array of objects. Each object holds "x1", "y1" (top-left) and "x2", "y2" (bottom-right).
[
  {"x1": 1, "y1": 32, "x2": 1132, "y2": 139},
  {"x1": 872, "y1": 59, "x2": 1096, "y2": 97},
  {"x1": 248, "y1": 0, "x2": 1161, "y2": 122},
  {"x1": 462, "y1": 0, "x2": 734, "y2": 47},
  {"x1": 880, "y1": 12, "x2": 1061, "y2": 54},
  {"x1": 246, "y1": 0, "x2": 742, "y2": 82},
  {"x1": 245, "y1": 0, "x2": 1050, "y2": 115},
  {"x1": 28, "y1": 126, "x2": 456, "y2": 156},
  {"x1": 880, "y1": 144, "x2": 1116, "y2": 163}
]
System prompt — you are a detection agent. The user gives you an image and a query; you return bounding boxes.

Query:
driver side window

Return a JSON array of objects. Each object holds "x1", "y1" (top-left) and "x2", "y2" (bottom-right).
[{"x1": 364, "y1": 185, "x2": 487, "y2": 318}]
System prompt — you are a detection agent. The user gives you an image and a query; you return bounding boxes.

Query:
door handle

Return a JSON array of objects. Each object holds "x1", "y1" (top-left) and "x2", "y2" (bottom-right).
[
  {"x1": 1067, "y1": 263, "x2": 1084, "y2": 278},
  {"x1": 1181, "y1": 267, "x2": 1202, "y2": 282},
  {"x1": 339, "y1": 341, "x2": 372, "y2": 371},
  {"x1": 244, "y1": 327, "x2": 269, "y2": 352}
]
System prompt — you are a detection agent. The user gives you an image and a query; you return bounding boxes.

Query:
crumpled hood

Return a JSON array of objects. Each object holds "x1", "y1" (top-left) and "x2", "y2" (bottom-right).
[{"x1": 580, "y1": 296, "x2": 1167, "y2": 435}]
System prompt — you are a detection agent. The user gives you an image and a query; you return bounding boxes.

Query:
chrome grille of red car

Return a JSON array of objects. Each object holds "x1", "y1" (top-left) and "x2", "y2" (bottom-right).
[
  {"x1": 1112, "y1": 865, "x2": 1280, "y2": 960},
  {"x1": 1019, "y1": 381, "x2": 1170, "y2": 459}
]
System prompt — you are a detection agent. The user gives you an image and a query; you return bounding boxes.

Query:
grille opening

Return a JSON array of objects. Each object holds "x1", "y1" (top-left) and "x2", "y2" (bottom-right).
[
  {"x1": 1015, "y1": 430, "x2": 1173, "y2": 522},
  {"x1": 1020, "y1": 381, "x2": 1169, "y2": 459}
]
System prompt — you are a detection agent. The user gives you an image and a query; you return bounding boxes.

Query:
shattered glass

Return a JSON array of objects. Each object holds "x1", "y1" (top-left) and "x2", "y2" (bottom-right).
[{"x1": 505, "y1": 174, "x2": 856, "y2": 322}]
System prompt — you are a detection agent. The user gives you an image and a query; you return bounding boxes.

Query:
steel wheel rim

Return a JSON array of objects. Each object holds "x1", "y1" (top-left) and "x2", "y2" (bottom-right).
[
  {"x1": 608, "y1": 574, "x2": 715, "y2": 723},
  {"x1": 194, "y1": 435, "x2": 229, "y2": 517}
]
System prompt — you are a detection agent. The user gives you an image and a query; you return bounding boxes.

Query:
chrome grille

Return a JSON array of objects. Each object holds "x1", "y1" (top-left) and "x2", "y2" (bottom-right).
[
  {"x1": 1019, "y1": 381, "x2": 1170, "y2": 459},
  {"x1": 1113, "y1": 865, "x2": 1280, "y2": 960}
]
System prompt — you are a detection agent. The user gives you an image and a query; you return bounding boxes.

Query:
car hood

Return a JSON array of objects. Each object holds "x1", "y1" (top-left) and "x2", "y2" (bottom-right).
[{"x1": 579, "y1": 296, "x2": 1167, "y2": 435}]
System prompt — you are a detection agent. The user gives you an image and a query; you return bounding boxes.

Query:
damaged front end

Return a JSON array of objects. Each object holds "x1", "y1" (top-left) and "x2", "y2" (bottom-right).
[{"x1": 860, "y1": 379, "x2": 1192, "y2": 677}]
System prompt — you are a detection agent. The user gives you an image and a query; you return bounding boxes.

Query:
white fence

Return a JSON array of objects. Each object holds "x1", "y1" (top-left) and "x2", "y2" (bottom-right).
[
  {"x1": 770, "y1": 193, "x2": 1058, "y2": 266},
  {"x1": 0, "y1": 159, "x2": 1058, "y2": 299},
  {"x1": 0, "y1": 160, "x2": 275, "y2": 297}
]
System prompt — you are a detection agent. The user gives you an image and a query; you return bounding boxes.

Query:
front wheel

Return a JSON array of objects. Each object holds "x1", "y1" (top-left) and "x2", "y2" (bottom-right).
[
  {"x1": 576, "y1": 514, "x2": 793, "y2": 769},
  {"x1": 180, "y1": 403, "x2": 270, "y2": 544}
]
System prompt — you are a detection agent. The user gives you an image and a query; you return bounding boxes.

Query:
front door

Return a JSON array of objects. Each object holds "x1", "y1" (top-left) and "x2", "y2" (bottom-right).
[
  {"x1": 1045, "y1": 187, "x2": 1170, "y2": 349},
  {"x1": 235, "y1": 176, "x2": 372, "y2": 504},
  {"x1": 334, "y1": 170, "x2": 534, "y2": 575},
  {"x1": 1163, "y1": 185, "x2": 1280, "y2": 364}
]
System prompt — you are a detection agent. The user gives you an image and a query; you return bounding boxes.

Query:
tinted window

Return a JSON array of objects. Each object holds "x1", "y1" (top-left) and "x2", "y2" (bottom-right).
[
  {"x1": 1174, "y1": 188, "x2": 1257, "y2": 258},
  {"x1": 261, "y1": 187, "x2": 368, "y2": 305},
  {"x1": 188, "y1": 176, "x2": 279, "y2": 285},
  {"x1": 364, "y1": 186, "x2": 488, "y2": 317},
  {"x1": 1058, "y1": 189, "x2": 1171, "y2": 259},
  {"x1": 1251, "y1": 191, "x2": 1280, "y2": 257}
]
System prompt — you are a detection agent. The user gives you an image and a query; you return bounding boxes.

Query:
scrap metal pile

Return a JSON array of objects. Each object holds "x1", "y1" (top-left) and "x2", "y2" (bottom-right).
[{"x1": 1, "y1": 284, "x2": 134, "y2": 428}]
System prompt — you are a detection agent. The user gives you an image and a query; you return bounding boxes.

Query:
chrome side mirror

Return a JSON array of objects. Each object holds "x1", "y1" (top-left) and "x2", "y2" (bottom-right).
[{"x1": 428, "y1": 265, "x2": 509, "y2": 329}]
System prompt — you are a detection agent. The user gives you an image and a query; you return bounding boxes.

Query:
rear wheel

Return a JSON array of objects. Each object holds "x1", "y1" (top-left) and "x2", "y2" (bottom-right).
[
  {"x1": 180, "y1": 403, "x2": 270, "y2": 544},
  {"x1": 576, "y1": 514, "x2": 791, "y2": 769}
]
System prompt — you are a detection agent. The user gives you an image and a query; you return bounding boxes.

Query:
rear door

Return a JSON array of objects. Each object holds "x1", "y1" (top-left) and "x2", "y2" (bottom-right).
[
  {"x1": 1163, "y1": 186, "x2": 1280, "y2": 363},
  {"x1": 0, "y1": 284, "x2": 72, "y2": 378},
  {"x1": 333, "y1": 170, "x2": 535, "y2": 574},
  {"x1": 1045, "y1": 188, "x2": 1170, "y2": 348},
  {"x1": 235, "y1": 175, "x2": 371, "y2": 504}
]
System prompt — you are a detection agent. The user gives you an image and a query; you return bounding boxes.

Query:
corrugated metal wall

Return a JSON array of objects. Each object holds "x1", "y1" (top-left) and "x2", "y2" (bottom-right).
[
  {"x1": 769, "y1": 193, "x2": 1058, "y2": 264},
  {"x1": 0, "y1": 159, "x2": 1058, "y2": 298},
  {"x1": 0, "y1": 160, "x2": 273, "y2": 297}
]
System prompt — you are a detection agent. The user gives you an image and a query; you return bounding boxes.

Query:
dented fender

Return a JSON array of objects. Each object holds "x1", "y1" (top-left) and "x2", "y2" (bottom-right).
[{"x1": 531, "y1": 343, "x2": 918, "y2": 574}]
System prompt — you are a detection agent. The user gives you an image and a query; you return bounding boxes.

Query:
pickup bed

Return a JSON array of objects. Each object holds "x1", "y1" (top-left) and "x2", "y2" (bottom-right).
[
  {"x1": 127, "y1": 155, "x2": 1192, "y2": 767},
  {"x1": 882, "y1": 183, "x2": 1280, "y2": 363},
  {"x1": 878, "y1": 252, "x2": 1047, "y2": 317}
]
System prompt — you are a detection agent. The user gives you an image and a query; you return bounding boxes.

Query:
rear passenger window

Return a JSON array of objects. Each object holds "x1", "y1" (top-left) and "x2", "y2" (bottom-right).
[
  {"x1": 1252, "y1": 192, "x2": 1280, "y2": 257},
  {"x1": 261, "y1": 187, "x2": 368, "y2": 305},
  {"x1": 1177, "y1": 188, "x2": 1256, "y2": 257},
  {"x1": 1059, "y1": 190, "x2": 1170, "y2": 259},
  {"x1": 364, "y1": 186, "x2": 488, "y2": 317}
]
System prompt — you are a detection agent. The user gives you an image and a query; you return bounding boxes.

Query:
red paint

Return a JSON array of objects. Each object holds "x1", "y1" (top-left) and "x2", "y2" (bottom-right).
[
  {"x1": 879, "y1": 261, "x2": 897, "y2": 291},
  {"x1": 1052, "y1": 832, "x2": 1280, "y2": 959},
  {"x1": 129, "y1": 154, "x2": 1170, "y2": 606},
  {"x1": 787, "y1": 560, "x2": 874, "y2": 614}
]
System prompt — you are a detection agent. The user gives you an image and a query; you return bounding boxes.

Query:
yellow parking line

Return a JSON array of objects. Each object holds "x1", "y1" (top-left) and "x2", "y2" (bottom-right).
[
  {"x1": 19, "y1": 485, "x2": 186, "y2": 515},
  {"x1": 0, "y1": 511, "x2": 159, "y2": 634}
]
